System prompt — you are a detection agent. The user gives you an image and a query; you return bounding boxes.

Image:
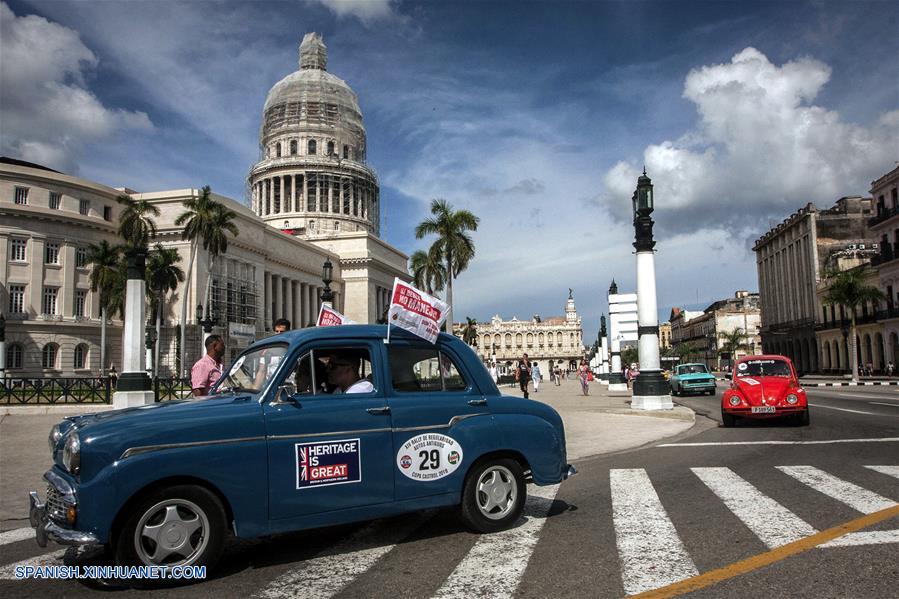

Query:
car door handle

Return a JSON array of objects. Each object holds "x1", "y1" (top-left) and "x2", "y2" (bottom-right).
[
  {"x1": 467, "y1": 399, "x2": 487, "y2": 406},
  {"x1": 366, "y1": 406, "x2": 391, "y2": 415}
]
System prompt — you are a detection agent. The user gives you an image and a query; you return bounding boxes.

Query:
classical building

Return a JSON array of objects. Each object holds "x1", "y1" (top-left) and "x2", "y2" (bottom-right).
[
  {"x1": 869, "y1": 165, "x2": 899, "y2": 368},
  {"x1": 668, "y1": 291, "x2": 762, "y2": 370},
  {"x1": 0, "y1": 32, "x2": 408, "y2": 377},
  {"x1": 456, "y1": 292, "x2": 584, "y2": 375},
  {"x1": 658, "y1": 322, "x2": 672, "y2": 350},
  {"x1": 753, "y1": 196, "x2": 874, "y2": 373}
]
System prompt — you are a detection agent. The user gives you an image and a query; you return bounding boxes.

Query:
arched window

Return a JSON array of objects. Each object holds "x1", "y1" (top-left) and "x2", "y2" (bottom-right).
[
  {"x1": 275, "y1": 143, "x2": 282, "y2": 157},
  {"x1": 570, "y1": 333, "x2": 575, "y2": 345},
  {"x1": 308, "y1": 220, "x2": 315, "y2": 230},
  {"x1": 538, "y1": 332, "x2": 545, "y2": 346},
  {"x1": 515, "y1": 333, "x2": 523, "y2": 347},
  {"x1": 290, "y1": 140, "x2": 297, "y2": 155},
  {"x1": 74, "y1": 344, "x2": 89, "y2": 370},
  {"x1": 6, "y1": 343, "x2": 23, "y2": 369},
  {"x1": 334, "y1": 221, "x2": 340, "y2": 230},
  {"x1": 504, "y1": 333, "x2": 512, "y2": 348},
  {"x1": 494, "y1": 334, "x2": 500, "y2": 347},
  {"x1": 42, "y1": 343, "x2": 59, "y2": 369},
  {"x1": 327, "y1": 141, "x2": 335, "y2": 156},
  {"x1": 308, "y1": 139, "x2": 317, "y2": 155},
  {"x1": 526, "y1": 333, "x2": 533, "y2": 347},
  {"x1": 343, "y1": 145, "x2": 349, "y2": 159},
  {"x1": 556, "y1": 332, "x2": 562, "y2": 345}
]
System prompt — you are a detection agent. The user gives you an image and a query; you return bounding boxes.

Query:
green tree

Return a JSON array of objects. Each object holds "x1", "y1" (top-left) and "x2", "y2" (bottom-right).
[
  {"x1": 409, "y1": 248, "x2": 447, "y2": 295},
  {"x1": 718, "y1": 328, "x2": 751, "y2": 369},
  {"x1": 175, "y1": 187, "x2": 239, "y2": 371},
  {"x1": 621, "y1": 346, "x2": 639, "y2": 368},
  {"x1": 822, "y1": 267, "x2": 885, "y2": 382},
  {"x1": 415, "y1": 199, "x2": 479, "y2": 331},
  {"x1": 146, "y1": 244, "x2": 185, "y2": 377},
  {"x1": 85, "y1": 241, "x2": 122, "y2": 374},
  {"x1": 673, "y1": 341, "x2": 698, "y2": 361},
  {"x1": 461, "y1": 317, "x2": 478, "y2": 346},
  {"x1": 116, "y1": 194, "x2": 160, "y2": 249}
]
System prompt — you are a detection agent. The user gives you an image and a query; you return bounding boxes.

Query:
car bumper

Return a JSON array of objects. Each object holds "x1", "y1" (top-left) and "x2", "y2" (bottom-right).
[
  {"x1": 28, "y1": 470, "x2": 98, "y2": 548},
  {"x1": 723, "y1": 406, "x2": 807, "y2": 419}
]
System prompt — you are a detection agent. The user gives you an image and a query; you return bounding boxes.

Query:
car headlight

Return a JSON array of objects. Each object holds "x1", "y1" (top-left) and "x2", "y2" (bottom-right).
[
  {"x1": 63, "y1": 431, "x2": 81, "y2": 475},
  {"x1": 48, "y1": 424, "x2": 63, "y2": 452},
  {"x1": 786, "y1": 394, "x2": 798, "y2": 405},
  {"x1": 728, "y1": 396, "x2": 741, "y2": 406}
]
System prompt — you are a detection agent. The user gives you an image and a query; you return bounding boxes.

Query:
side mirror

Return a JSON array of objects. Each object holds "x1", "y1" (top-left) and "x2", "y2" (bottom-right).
[
  {"x1": 272, "y1": 383, "x2": 297, "y2": 405},
  {"x1": 724, "y1": 372, "x2": 732, "y2": 380}
]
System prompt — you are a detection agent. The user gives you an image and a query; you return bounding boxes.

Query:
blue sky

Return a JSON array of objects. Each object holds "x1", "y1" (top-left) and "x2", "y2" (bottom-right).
[{"x1": 2, "y1": 0, "x2": 897, "y2": 342}]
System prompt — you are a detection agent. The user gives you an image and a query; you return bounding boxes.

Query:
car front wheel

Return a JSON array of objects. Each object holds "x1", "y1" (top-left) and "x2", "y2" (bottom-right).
[
  {"x1": 722, "y1": 411, "x2": 736, "y2": 427},
  {"x1": 460, "y1": 458, "x2": 526, "y2": 533},
  {"x1": 115, "y1": 485, "x2": 226, "y2": 575}
]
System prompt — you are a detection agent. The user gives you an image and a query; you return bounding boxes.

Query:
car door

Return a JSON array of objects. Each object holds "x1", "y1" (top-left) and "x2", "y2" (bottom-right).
[
  {"x1": 386, "y1": 340, "x2": 494, "y2": 501},
  {"x1": 264, "y1": 341, "x2": 394, "y2": 520}
]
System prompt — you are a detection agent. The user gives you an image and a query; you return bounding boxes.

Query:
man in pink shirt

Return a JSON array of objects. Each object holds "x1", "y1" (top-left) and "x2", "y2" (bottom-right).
[{"x1": 191, "y1": 335, "x2": 225, "y2": 397}]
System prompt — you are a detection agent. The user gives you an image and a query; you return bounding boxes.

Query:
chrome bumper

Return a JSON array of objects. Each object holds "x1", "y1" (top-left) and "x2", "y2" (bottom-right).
[{"x1": 28, "y1": 471, "x2": 99, "y2": 548}]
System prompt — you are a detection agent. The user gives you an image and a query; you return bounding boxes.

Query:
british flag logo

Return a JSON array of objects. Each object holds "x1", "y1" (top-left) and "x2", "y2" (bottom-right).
[{"x1": 295, "y1": 439, "x2": 361, "y2": 490}]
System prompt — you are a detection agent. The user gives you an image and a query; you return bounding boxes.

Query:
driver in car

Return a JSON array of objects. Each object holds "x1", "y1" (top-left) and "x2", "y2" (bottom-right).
[{"x1": 325, "y1": 350, "x2": 374, "y2": 394}]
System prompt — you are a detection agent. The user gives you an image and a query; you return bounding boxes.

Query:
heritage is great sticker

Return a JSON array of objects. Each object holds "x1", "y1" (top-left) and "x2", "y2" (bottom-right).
[
  {"x1": 296, "y1": 438, "x2": 361, "y2": 489},
  {"x1": 395, "y1": 433, "x2": 463, "y2": 481}
]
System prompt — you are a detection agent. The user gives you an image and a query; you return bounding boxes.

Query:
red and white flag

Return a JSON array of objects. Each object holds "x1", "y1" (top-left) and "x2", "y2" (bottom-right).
[
  {"x1": 387, "y1": 278, "x2": 449, "y2": 343},
  {"x1": 317, "y1": 304, "x2": 356, "y2": 327}
]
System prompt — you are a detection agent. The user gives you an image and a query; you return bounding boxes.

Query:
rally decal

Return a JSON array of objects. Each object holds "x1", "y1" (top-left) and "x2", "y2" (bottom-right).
[
  {"x1": 296, "y1": 438, "x2": 361, "y2": 490},
  {"x1": 396, "y1": 433, "x2": 463, "y2": 481},
  {"x1": 741, "y1": 377, "x2": 760, "y2": 386}
]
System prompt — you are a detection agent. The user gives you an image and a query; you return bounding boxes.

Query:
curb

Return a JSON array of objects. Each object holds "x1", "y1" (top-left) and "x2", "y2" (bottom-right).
[
  {"x1": 712, "y1": 378, "x2": 897, "y2": 387},
  {"x1": 1, "y1": 404, "x2": 114, "y2": 416}
]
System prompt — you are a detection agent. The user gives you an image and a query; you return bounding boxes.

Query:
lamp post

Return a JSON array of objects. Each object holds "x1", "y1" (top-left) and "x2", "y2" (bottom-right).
[
  {"x1": 631, "y1": 169, "x2": 672, "y2": 410},
  {"x1": 112, "y1": 249, "x2": 154, "y2": 408},
  {"x1": 0, "y1": 313, "x2": 6, "y2": 380},
  {"x1": 320, "y1": 258, "x2": 334, "y2": 307},
  {"x1": 145, "y1": 317, "x2": 158, "y2": 377},
  {"x1": 599, "y1": 314, "x2": 610, "y2": 383},
  {"x1": 197, "y1": 303, "x2": 218, "y2": 350}
]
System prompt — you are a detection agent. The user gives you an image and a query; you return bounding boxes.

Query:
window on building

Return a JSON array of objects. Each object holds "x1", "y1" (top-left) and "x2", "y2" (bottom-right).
[
  {"x1": 103, "y1": 206, "x2": 112, "y2": 221},
  {"x1": 74, "y1": 344, "x2": 89, "y2": 369},
  {"x1": 14, "y1": 186, "x2": 28, "y2": 205},
  {"x1": 75, "y1": 246, "x2": 88, "y2": 268},
  {"x1": 79, "y1": 199, "x2": 90, "y2": 215},
  {"x1": 6, "y1": 344, "x2": 23, "y2": 369},
  {"x1": 49, "y1": 192, "x2": 61, "y2": 210},
  {"x1": 74, "y1": 290, "x2": 87, "y2": 318},
  {"x1": 8, "y1": 284, "x2": 25, "y2": 314},
  {"x1": 10, "y1": 238, "x2": 27, "y2": 262},
  {"x1": 343, "y1": 145, "x2": 349, "y2": 160},
  {"x1": 527, "y1": 333, "x2": 533, "y2": 348},
  {"x1": 44, "y1": 242, "x2": 60, "y2": 265},
  {"x1": 290, "y1": 140, "x2": 297, "y2": 155},
  {"x1": 42, "y1": 287, "x2": 58, "y2": 315},
  {"x1": 515, "y1": 333, "x2": 522, "y2": 347},
  {"x1": 334, "y1": 221, "x2": 340, "y2": 230},
  {"x1": 276, "y1": 143, "x2": 282, "y2": 157},
  {"x1": 327, "y1": 141, "x2": 335, "y2": 156},
  {"x1": 41, "y1": 343, "x2": 59, "y2": 369},
  {"x1": 308, "y1": 139, "x2": 317, "y2": 155},
  {"x1": 504, "y1": 333, "x2": 511, "y2": 347},
  {"x1": 308, "y1": 220, "x2": 315, "y2": 230}
]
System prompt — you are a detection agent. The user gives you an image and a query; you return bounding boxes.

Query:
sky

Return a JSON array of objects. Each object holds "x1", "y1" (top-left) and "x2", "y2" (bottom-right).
[{"x1": 2, "y1": 0, "x2": 897, "y2": 343}]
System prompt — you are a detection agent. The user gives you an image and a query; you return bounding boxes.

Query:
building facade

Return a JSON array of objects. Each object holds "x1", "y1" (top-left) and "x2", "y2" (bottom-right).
[
  {"x1": 870, "y1": 165, "x2": 899, "y2": 369},
  {"x1": 658, "y1": 322, "x2": 672, "y2": 350},
  {"x1": 668, "y1": 292, "x2": 761, "y2": 370}
]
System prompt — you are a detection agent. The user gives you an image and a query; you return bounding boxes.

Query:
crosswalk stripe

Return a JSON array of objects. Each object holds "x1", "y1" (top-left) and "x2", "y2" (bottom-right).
[
  {"x1": 691, "y1": 468, "x2": 817, "y2": 548},
  {"x1": 0, "y1": 528, "x2": 35, "y2": 547},
  {"x1": 864, "y1": 465, "x2": 899, "y2": 480},
  {"x1": 610, "y1": 469, "x2": 698, "y2": 595},
  {"x1": 776, "y1": 466, "x2": 897, "y2": 514},
  {"x1": 820, "y1": 530, "x2": 899, "y2": 547},
  {"x1": 0, "y1": 549, "x2": 67, "y2": 580},
  {"x1": 432, "y1": 484, "x2": 559, "y2": 599},
  {"x1": 255, "y1": 510, "x2": 434, "y2": 599}
]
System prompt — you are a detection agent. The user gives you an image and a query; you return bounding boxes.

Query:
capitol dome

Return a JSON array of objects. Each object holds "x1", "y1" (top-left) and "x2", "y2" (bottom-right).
[{"x1": 249, "y1": 33, "x2": 379, "y2": 239}]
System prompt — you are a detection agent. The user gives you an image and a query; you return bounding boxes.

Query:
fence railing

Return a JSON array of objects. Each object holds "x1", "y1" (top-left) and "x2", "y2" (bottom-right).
[
  {"x1": 154, "y1": 377, "x2": 193, "y2": 402},
  {"x1": 0, "y1": 377, "x2": 111, "y2": 404}
]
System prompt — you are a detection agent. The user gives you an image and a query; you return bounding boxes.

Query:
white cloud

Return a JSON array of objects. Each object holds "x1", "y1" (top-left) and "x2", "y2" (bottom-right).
[
  {"x1": 308, "y1": 0, "x2": 400, "y2": 25},
  {"x1": 0, "y1": 2, "x2": 152, "y2": 172}
]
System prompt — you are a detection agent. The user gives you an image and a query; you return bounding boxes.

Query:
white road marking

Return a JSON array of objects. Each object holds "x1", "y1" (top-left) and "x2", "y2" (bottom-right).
[
  {"x1": 776, "y1": 466, "x2": 897, "y2": 514},
  {"x1": 433, "y1": 484, "x2": 559, "y2": 599},
  {"x1": 0, "y1": 527, "x2": 35, "y2": 546},
  {"x1": 610, "y1": 468, "x2": 698, "y2": 595},
  {"x1": 869, "y1": 402, "x2": 899, "y2": 408},
  {"x1": 812, "y1": 391, "x2": 899, "y2": 400},
  {"x1": 820, "y1": 530, "x2": 899, "y2": 547},
  {"x1": 659, "y1": 437, "x2": 899, "y2": 447},
  {"x1": 808, "y1": 403, "x2": 879, "y2": 415},
  {"x1": 864, "y1": 465, "x2": 899, "y2": 480},
  {"x1": 256, "y1": 511, "x2": 433, "y2": 599},
  {"x1": 691, "y1": 468, "x2": 817, "y2": 548},
  {"x1": 0, "y1": 549, "x2": 66, "y2": 580}
]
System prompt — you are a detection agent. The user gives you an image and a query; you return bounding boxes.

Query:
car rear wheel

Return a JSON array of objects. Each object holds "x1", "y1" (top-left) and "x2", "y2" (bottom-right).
[
  {"x1": 115, "y1": 485, "x2": 226, "y2": 576},
  {"x1": 721, "y1": 411, "x2": 736, "y2": 427},
  {"x1": 459, "y1": 458, "x2": 526, "y2": 533},
  {"x1": 796, "y1": 410, "x2": 810, "y2": 427}
]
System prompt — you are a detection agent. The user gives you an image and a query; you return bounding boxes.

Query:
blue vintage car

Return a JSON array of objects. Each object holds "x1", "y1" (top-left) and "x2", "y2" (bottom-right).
[
  {"x1": 669, "y1": 363, "x2": 718, "y2": 396},
  {"x1": 29, "y1": 325, "x2": 574, "y2": 575}
]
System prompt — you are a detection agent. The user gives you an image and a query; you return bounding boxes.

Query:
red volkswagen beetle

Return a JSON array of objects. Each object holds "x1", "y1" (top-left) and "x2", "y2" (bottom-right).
[{"x1": 721, "y1": 355, "x2": 809, "y2": 427}]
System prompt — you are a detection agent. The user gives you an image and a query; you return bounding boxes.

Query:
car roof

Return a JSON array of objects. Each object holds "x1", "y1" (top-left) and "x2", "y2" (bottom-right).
[{"x1": 256, "y1": 324, "x2": 460, "y2": 347}]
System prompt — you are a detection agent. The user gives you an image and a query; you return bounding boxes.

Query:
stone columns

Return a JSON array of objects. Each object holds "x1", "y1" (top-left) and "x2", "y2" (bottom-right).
[
  {"x1": 272, "y1": 274, "x2": 281, "y2": 321},
  {"x1": 113, "y1": 250, "x2": 154, "y2": 408},
  {"x1": 264, "y1": 271, "x2": 272, "y2": 329}
]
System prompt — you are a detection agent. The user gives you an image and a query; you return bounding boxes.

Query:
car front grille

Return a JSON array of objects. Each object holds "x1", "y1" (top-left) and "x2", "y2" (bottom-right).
[{"x1": 46, "y1": 484, "x2": 68, "y2": 522}]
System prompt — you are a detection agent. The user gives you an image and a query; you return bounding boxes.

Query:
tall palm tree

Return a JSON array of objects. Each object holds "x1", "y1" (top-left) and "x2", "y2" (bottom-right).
[
  {"x1": 85, "y1": 241, "x2": 122, "y2": 374},
  {"x1": 116, "y1": 194, "x2": 160, "y2": 249},
  {"x1": 462, "y1": 317, "x2": 478, "y2": 346},
  {"x1": 822, "y1": 267, "x2": 885, "y2": 382},
  {"x1": 718, "y1": 328, "x2": 751, "y2": 369},
  {"x1": 409, "y1": 248, "x2": 447, "y2": 295},
  {"x1": 415, "y1": 199, "x2": 479, "y2": 331},
  {"x1": 146, "y1": 244, "x2": 185, "y2": 377},
  {"x1": 175, "y1": 187, "x2": 239, "y2": 371}
]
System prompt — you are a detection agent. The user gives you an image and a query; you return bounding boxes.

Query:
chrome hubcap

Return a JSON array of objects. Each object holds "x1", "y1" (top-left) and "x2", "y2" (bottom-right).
[
  {"x1": 476, "y1": 465, "x2": 517, "y2": 520},
  {"x1": 134, "y1": 499, "x2": 209, "y2": 566}
]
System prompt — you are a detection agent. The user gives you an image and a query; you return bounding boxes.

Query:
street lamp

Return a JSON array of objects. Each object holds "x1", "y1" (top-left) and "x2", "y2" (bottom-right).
[
  {"x1": 197, "y1": 302, "x2": 218, "y2": 349},
  {"x1": 320, "y1": 258, "x2": 335, "y2": 305},
  {"x1": 145, "y1": 317, "x2": 158, "y2": 377}
]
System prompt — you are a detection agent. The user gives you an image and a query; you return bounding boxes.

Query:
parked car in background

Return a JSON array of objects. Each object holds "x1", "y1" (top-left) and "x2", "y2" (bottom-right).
[
  {"x1": 721, "y1": 355, "x2": 809, "y2": 427},
  {"x1": 29, "y1": 325, "x2": 575, "y2": 581},
  {"x1": 669, "y1": 363, "x2": 717, "y2": 396}
]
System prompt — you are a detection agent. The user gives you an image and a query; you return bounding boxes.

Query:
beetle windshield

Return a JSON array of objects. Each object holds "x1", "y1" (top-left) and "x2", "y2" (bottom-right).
[
  {"x1": 216, "y1": 344, "x2": 289, "y2": 393},
  {"x1": 678, "y1": 364, "x2": 709, "y2": 375},
  {"x1": 735, "y1": 359, "x2": 791, "y2": 378}
]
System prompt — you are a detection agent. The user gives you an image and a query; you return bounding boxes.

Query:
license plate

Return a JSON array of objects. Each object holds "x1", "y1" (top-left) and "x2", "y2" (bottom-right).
[{"x1": 751, "y1": 406, "x2": 776, "y2": 414}]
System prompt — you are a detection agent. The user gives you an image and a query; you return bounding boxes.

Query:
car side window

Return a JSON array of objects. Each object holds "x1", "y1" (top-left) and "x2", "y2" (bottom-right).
[
  {"x1": 284, "y1": 347, "x2": 375, "y2": 396},
  {"x1": 388, "y1": 345, "x2": 468, "y2": 393}
]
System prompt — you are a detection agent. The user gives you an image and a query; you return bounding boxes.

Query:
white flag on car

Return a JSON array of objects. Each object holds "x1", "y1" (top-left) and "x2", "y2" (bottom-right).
[
  {"x1": 387, "y1": 278, "x2": 448, "y2": 343},
  {"x1": 317, "y1": 304, "x2": 356, "y2": 327}
]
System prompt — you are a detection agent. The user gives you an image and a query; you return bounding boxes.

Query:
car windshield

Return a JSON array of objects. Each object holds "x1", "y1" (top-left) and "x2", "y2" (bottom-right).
[
  {"x1": 735, "y1": 359, "x2": 791, "y2": 378},
  {"x1": 678, "y1": 364, "x2": 709, "y2": 375},
  {"x1": 215, "y1": 344, "x2": 289, "y2": 394}
]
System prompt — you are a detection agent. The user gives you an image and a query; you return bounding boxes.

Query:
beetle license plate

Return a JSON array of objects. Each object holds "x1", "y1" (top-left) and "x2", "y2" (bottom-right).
[{"x1": 751, "y1": 406, "x2": 776, "y2": 414}]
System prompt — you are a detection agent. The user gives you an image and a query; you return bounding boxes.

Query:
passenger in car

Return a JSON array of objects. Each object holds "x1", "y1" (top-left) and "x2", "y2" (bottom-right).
[{"x1": 325, "y1": 350, "x2": 375, "y2": 394}]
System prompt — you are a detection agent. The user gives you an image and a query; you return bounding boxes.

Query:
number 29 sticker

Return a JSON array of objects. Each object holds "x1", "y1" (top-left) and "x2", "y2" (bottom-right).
[{"x1": 396, "y1": 433, "x2": 463, "y2": 481}]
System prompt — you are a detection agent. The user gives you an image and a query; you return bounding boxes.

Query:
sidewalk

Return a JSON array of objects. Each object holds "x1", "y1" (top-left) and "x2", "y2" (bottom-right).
[{"x1": 0, "y1": 381, "x2": 695, "y2": 532}]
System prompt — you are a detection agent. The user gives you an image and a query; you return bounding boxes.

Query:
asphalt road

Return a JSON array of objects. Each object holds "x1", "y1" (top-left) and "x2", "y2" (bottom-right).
[{"x1": 1, "y1": 384, "x2": 897, "y2": 598}]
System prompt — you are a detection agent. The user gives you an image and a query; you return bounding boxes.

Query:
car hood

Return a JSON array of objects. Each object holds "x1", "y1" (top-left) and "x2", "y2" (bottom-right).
[{"x1": 733, "y1": 377, "x2": 793, "y2": 404}]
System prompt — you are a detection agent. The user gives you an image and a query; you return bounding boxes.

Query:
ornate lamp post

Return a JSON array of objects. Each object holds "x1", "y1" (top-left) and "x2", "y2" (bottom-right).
[
  {"x1": 599, "y1": 314, "x2": 610, "y2": 383},
  {"x1": 113, "y1": 249, "x2": 154, "y2": 408},
  {"x1": 196, "y1": 302, "x2": 218, "y2": 349},
  {"x1": 145, "y1": 317, "x2": 158, "y2": 377},
  {"x1": 320, "y1": 258, "x2": 334, "y2": 307},
  {"x1": 631, "y1": 169, "x2": 672, "y2": 410}
]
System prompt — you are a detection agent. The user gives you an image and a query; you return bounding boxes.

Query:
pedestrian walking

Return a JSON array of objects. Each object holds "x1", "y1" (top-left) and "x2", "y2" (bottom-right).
[
  {"x1": 488, "y1": 362, "x2": 498, "y2": 384},
  {"x1": 516, "y1": 353, "x2": 532, "y2": 399},
  {"x1": 191, "y1": 335, "x2": 225, "y2": 397},
  {"x1": 887, "y1": 361, "x2": 895, "y2": 377},
  {"x1": 532, "y1": 362, "x2": 542, "y2": 392},
  {"x1": 577, "y1": 359, "x2": 589, "y2": 396},
  {"x1": 555, "y1": 366, "x2": 562, "y2": 385}
]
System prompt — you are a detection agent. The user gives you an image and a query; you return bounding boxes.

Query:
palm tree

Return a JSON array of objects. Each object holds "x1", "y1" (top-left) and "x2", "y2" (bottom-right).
[
  {"x1": 415, "y1": 199, "x2": 479, "y2": 331},
  {"x1": 822, "y1": 267, "x2": 885, "y2": 382},
  {"x1": 674, "y1": 341, "x2": 698, "y2": 361},
  {"x1": 85, "y1": 241, "x2": 122, "y2": 374},
  {"x1": 462, "y1": 317, "x2": 478, "y2": 346},
  {"x1": 116, "y1": 194, "x2": 160, "y2": 249},
  {"x1": 146, "y1": 244, "x2": 185, "y2": 377},
  {"x1": 718, "y1": 328, "x2": 751, "y2": 370},
  {"x1": 409, "y1": 248, "x2": 447, "y2": 295},
  {"x1": 175, "y1": 187, "x2": 239, "y2": 371}
]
